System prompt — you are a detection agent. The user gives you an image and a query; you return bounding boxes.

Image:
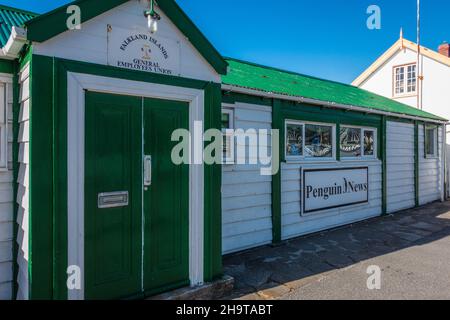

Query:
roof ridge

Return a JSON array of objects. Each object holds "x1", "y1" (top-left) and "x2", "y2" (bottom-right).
[
  {"x1": 225, "y1": 57, "x2": 359, "y2": 90},
  {"x1": 0, "y1": 4, "x2": 38, "y2": 17}
]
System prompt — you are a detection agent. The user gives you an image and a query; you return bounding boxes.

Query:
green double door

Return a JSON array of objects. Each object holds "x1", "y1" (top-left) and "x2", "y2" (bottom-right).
[{"x1": 84, "y1": 91, "x2": 189, "y2": 300}]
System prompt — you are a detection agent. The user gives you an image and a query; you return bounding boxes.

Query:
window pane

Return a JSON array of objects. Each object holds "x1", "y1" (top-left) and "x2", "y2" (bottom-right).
[
  {"x1": 425, "y1": 127, "x2": 436, "y2": 156},
  {"x1": 286, "y1": 123, "x2": 303, "y2": 156},
  {"x1": 395, "y1": 67, "x2": 405, "y2": 94},
  {"x1": 407, "y1": 65, "x2": 416, "y2": 93},
  {"x1": 221, "y1": 113, "x2": 230, "y2": 129},
  {"x1": 305, "y1": 124, "x2": 333, "y2": 158},
  {"x1": 340, "y1": 127, "x2": 361, "y2": 158},
  {"x1": 364, "y1": 130, "x2": 375, "y2": 156}
]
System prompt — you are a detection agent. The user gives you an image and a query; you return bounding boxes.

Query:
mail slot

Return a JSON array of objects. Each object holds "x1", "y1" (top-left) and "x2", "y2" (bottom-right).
[{"x1": 98, "y1": 191, "x2": 129, "y2": 209}]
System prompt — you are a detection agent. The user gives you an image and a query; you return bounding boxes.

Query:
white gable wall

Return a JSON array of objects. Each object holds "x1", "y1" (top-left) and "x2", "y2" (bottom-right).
[{"x1": 32, "y1": 0, "x2": 220, "y2": 83}]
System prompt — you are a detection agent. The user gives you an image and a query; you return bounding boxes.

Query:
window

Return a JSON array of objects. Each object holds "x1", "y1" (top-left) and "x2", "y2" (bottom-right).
[
  {"x1": 425, "y1": 125, "x2": 438, "y2": 158},
  {"x1": 340, "y1": 126, "x2": 377, "y2": 159},
  {"x1": 304, "y1": 124, "x2": 333, "y2": 158},
  {"x1": 0, "y1": 83, "x2": 7, "y2": 170},
  {"x1": 394, "y1": 64, "x2": 416, "y2": 97},
  {"x1": 286, "y1": 122, "x2": 303, "y2": 157},
  {"x1": 285, "y1": 121, "x2": 335, "y2": 160},
  {"x1": 222, "y1": 108, "x2": 234, "y2": 164}
]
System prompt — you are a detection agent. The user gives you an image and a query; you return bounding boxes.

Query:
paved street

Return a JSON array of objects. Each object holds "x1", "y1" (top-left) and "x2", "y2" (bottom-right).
[{"x1": 223, "y1": 201, "x2": 450, "y2": 300}]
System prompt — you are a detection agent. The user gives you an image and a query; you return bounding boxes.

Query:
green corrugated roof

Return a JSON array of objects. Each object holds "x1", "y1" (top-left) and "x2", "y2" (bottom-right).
[
  {"x1": 0, "y1": 5, "x2": 37, "y2": 47},
  {"x1": 223, "y1": 58, "x2": 446, "y2": 122}
]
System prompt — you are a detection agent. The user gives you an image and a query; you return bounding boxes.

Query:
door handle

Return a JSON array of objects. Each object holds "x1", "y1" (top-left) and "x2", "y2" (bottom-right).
[{"x1": 144, "y1": 155, "x2": 152, "y2": 186}]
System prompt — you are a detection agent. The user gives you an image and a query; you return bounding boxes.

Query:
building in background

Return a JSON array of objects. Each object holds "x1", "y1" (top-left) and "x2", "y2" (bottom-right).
[{"x1": 352, "y1": 35, "x2": 450, "y2": 140}]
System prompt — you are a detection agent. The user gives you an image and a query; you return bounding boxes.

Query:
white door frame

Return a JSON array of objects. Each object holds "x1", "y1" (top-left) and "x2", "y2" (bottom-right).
[{"x1": 67, "y1": 72, "x2": 205, "y2": 300}]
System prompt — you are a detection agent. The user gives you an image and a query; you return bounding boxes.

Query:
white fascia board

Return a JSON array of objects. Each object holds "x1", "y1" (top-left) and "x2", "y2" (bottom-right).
[
  {"x1": 222, "y1": 84, "x2": 448, "y2": 125},
  {"x1": 0, "y1": 26, "x2": 27, "y2": 60}
]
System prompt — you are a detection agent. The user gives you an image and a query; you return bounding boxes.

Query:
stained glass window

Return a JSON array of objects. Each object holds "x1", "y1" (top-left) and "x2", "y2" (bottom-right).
[
  {"x1": 340, "y1": 127, "x2": 361, "y2": 158},
  {"x1": 364, "y1": 130, "x2": 375, "y2": 156},
  {"x1": 286, "y1": 123, "x2": 303, "y2": 157},
  {"x1": 304, "y1": 124, "x2": 333, "y2": 158}
]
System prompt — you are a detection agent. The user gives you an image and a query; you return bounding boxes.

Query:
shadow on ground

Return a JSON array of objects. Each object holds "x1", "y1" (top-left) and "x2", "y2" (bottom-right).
[{"x1": 222, "y1": 201, "x2": 450, "y2": 300}]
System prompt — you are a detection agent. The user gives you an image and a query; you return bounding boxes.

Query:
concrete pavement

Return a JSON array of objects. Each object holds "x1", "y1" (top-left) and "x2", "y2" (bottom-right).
[{"x1": 223, "y1": 201, "x2": 450, "y2": 300}]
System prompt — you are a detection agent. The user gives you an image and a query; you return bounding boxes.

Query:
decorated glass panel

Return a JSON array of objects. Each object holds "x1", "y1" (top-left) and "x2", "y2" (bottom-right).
[
  {"x1": 304, "y1": 124, "x2": 333, "y2": 158},
  {"x1": 364, "y1": 130, "x2": 375, "y2": 156},
  {"x1": 340, "y1": 127, "x2": 361, "y2": 158},
  {"x1": 286, "y1": 123, "x2": 303, "y2": 157}
]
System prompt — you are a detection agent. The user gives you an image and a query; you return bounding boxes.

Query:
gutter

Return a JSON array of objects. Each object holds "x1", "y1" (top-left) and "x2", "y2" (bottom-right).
[
  {"x1": 0, "y1": 26, "x2": 27, "y2": 60},
  {"x1": 222, "y1": 84, "x2": 447, "y2": 125}
]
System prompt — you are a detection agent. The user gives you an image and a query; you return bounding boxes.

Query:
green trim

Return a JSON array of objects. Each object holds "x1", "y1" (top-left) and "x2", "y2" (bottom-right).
[
  {"x1": 381, "y1": 116, "x2": 387, "y2": 215},
  {"x1": 0, "y1": 59, "x2": 14, "y2": 74},
  {"x1": 222, "y1": 91, "x2": 272, "y2": 107},
  {"x1": 28, "y1": 55, "x2": 220, "y2": 299},
  {"x1": 25, "y1": 0, "x2": 228, "y2": 75},
  {"x1": 18, "y1": 46, "x2": 33, "y2": 70},
  {"x1": 203, "y1": 82, "x2": 223, "y2": 281},
  {"x1": 335, "y1": 123, "x2": 341, "y2": 162},
  {"x1": 387, "y1": 116, "x2": 414, "y2": 124},
  {"x1": 414, "y1": 121, "x2": 419, "y2": 207},
  {"x1": 12, "y1": 61, "x2": 19, "y2": 300},
  {"x1": 28, "y1": 55, "x2": 54, "y2": 299},
  {"x1": 271, "y1": 99, "x2": 282, "y2": 244},
  {"x1": 53, "y1": 57, "x2": 67, "y2": 300}
]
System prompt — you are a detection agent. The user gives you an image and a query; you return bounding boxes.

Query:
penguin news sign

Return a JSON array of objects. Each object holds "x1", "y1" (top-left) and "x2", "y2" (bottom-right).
[
  {"x1": 107, "y1": 25, "x2": 181, "y2": 75},
  {"x1": 303, "y1": 167, "x2": 369, "y2": 214}
]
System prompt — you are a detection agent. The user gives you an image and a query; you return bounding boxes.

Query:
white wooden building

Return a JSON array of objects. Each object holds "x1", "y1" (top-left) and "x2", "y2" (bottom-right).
[
  {"x1": 0, "y1": 1, "x2": 446, "y2": 300},
  {"x1": 352, "y1": 35, "x2": 450, "y2": 140}
]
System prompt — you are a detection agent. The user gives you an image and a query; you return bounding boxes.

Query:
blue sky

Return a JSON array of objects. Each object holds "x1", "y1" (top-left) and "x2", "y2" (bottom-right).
[{"x1": 2, "y1": 0, "x2": 449, "y2": 83}]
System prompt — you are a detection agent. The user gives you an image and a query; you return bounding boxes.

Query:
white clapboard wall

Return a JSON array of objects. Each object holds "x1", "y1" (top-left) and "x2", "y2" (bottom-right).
[
  {"x1": 418, "y1": 125, "x2": 443, "y2": 205},
  {"x1": 16, "y1": 64, "x2": 30, "y2": 300},
  {"x1": 386, "y1": 121, "x2": 415, "y2": 213},
  {"x1": 222, "y1": 102, "x2": 273, "y2": 254},
  {"x1": 0, "y1": 79, "x2": 14, "y2": 300},
  {"x1": 281, "y1": 161, "x2": 382, "y2": 240}
]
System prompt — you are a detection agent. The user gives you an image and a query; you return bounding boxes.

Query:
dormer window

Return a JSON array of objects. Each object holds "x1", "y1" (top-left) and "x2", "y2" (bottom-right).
[{"x1": 393, "y1": 63, "x2": 416, "y2": 97}]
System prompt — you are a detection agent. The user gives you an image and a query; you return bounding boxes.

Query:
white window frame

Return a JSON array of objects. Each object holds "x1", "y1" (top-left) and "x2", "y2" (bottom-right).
[
  {"x1": 340, "y1": 125, "x2": 378, "y2": 161},
  {"x1": 285, "y1": 120, "x2": 336, "y2": 162},
  {"x1": 222, "y1": 106, "x2": 235, "y2": 165},
  {"x1": 0, "y1": 81, "x2": 8, "y2": 171},
  {"x1": 393, "y1": 63, "x2": 417, "y2": 98},
  {"x1": 425, "y1": 124, "x2": 438, "y2": 159}
]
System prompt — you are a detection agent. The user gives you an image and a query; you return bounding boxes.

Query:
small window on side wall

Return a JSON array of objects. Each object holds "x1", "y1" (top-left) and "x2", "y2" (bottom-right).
[
  {"x1": 222, "y1": 108, "x2": 235, "y2": 164},
  {"x1": 0, "y1": 83, "x2": 7, "y2": 170},
  {"x1": 425, "y1": 125, "x2": 438, "y2": 158}
]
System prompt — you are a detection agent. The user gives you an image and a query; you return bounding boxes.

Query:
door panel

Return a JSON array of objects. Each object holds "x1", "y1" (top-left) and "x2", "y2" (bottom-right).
[
  {"x1": 143, "y1": 98, "x2": 190, "y2": 295},
  {"x1": 85, "y1": 92, "x2": 142, "y2": 300}
]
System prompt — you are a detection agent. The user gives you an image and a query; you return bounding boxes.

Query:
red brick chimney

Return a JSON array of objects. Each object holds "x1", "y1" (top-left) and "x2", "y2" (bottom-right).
[{"x1": 438, "y1": 42, "x2": 450, "y2": 57}]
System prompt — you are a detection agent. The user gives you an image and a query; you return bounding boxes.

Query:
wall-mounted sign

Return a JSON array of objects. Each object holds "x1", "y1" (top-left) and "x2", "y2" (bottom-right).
[
  {"x1": 107, "y1": 26, "x2": 181, "y2": 76},
  {"x1": 303, "y1": 167, "x2": 369, "y2": 214}
]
